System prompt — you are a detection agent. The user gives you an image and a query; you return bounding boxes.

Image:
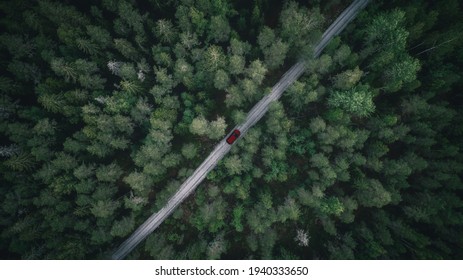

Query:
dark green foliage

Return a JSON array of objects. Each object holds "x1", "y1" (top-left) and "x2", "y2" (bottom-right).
[{"x1": 0, "y1": 0, "x2": 462, "y2": 261}]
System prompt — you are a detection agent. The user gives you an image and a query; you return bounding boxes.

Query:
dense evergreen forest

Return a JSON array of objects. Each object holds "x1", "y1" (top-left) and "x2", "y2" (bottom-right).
[{"x1": 1, "y1": 0, "x2": 462, "y2": 259}]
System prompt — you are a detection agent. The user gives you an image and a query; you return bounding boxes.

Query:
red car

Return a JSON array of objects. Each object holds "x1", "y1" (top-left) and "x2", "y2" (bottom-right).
[{"x1": 226, "y1": 129, "x2": 241, "y2": 145}]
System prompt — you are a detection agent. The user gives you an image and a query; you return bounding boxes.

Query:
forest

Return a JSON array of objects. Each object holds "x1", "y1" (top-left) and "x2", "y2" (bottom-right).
[{"x1": 0, "y1": 0, "x2": 462, "y2": 259}]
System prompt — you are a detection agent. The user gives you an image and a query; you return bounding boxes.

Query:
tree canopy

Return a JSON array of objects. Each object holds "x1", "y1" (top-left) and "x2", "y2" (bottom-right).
[{"x1": 0, "y1": 0, "x2": 462, "y2": 260}]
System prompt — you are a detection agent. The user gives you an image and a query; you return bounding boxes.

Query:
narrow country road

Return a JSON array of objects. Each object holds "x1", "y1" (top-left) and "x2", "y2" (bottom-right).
[{"x1": 112, "y1": 0, "x2": 371, "y2": 260}]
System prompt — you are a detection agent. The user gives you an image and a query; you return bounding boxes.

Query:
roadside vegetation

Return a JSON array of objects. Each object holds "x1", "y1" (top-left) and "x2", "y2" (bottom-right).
[{"x1": 0, "y1": 0, "x2": 462, "y2": 259}]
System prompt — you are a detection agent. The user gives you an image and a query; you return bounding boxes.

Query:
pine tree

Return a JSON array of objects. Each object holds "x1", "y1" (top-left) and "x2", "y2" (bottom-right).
[{"x1": 327, "y1": 86, "x2": 375, "y2": 117}]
